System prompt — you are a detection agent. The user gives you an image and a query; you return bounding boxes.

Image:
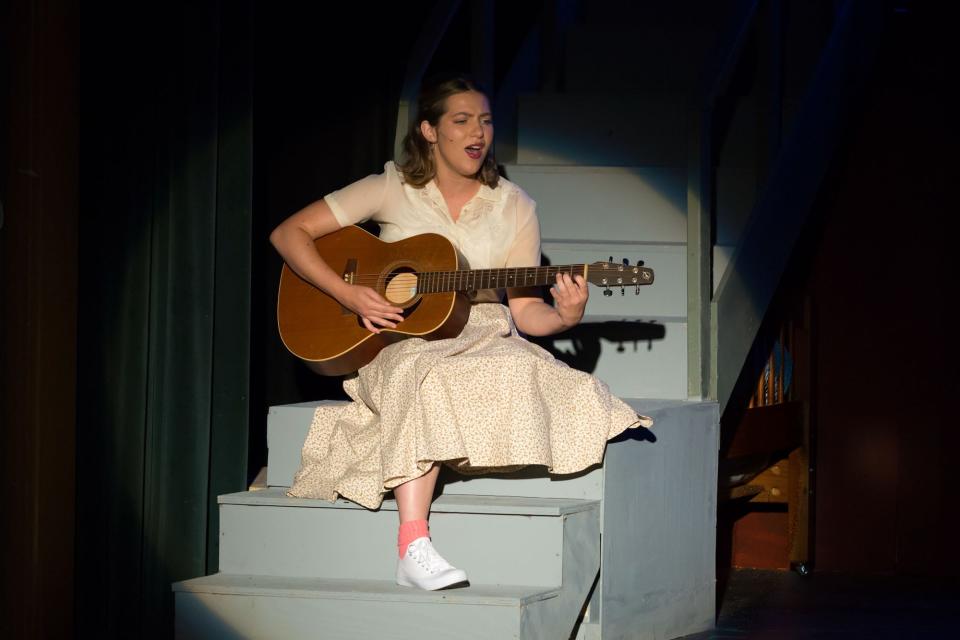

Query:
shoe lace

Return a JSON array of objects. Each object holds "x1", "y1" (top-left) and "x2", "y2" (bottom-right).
[{"x1": 407, "y1": 539, "x2": 447, "y2": 573}]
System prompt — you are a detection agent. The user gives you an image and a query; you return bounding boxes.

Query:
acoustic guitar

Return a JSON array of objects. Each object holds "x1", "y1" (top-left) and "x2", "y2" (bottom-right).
[{"x1": 277, "y1": 225, "x2": 654, "y2": 375}]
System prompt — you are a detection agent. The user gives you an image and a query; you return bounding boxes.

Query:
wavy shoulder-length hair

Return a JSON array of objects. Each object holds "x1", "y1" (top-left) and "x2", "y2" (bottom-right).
[{"x1": 396, "y1": 74, "x2": 499, "y2": 189}]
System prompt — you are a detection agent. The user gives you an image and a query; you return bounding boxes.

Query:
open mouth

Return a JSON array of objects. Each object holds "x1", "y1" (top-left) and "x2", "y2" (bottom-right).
[{"x1": 465, "y1": 144, "x2": 484, "y2": 160}]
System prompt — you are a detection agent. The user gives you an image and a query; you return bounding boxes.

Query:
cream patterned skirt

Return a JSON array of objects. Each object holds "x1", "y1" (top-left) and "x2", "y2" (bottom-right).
[{"x1": 287, "y1": 303, "x2": 653, "y2": 509}]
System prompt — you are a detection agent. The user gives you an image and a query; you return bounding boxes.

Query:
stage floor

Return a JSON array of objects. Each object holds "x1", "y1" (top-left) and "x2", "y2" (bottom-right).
[{"x1": 680, "y1": 569, "x2": 960, "y2": 639}]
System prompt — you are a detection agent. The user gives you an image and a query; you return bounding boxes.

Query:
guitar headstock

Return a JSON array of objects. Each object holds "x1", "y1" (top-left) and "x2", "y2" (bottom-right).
[{"x1": 586, "y1": 259, "x2": 654, "y2": 296}]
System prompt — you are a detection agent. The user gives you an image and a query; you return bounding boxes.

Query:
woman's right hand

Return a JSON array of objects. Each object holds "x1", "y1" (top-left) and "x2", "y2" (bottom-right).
[{"x1": 337, "y1": 284, "x2": 405, "y2": 334}]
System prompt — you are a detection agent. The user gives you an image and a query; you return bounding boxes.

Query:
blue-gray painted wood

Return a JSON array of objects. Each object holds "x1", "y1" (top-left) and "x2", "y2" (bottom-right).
[
  {"x1": 183, "y1": 400, "x2": 717, "y2": 638},
  {"x1": 175, "y1": 577, "x2": 546, "y2": 640},
  {"x1": 521, "y1": 509, "x2": 601, "y2": 639},
  {"x1": 713, "y1": 245, "x2": 735, "y2": 294},
  {"x1": 265, "y1": 401, "x2": 325, "y2": 488},
  {"x1": 222, "y1": 489, "x2": 597, "y2": 516},
  {"x1": 686, "y1": 103, "x2": 712, "y2": 400},
  {"x1": 503, "y1": 165, "x2": 688, "y2": 244},
  {"x1": 217, "y1": 491, "x2": 586, "y2": 586},
  {"x1": 599, "y1": 400, "x2": 719, "y2": 639},
  {"x1": 546, "y1": 319, "x2": 688, "y2": 399},
  {"x1": 175, "y1": 507, "x2": 601, "y2": 639},
  {"x1": 175, "y1": 574, "x2": 560, "y2": 605}
]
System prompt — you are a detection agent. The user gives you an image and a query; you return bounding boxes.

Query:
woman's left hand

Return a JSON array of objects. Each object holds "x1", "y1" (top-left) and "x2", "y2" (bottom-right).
[{"x1": 550, "y1": 273, "x2": 589, "y2": 329}]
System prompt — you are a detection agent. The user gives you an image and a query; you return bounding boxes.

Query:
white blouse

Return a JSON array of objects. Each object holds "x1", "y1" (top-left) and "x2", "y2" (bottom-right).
[{"x1": 324, "y1": 162, "x2": 541, "y2": 302}]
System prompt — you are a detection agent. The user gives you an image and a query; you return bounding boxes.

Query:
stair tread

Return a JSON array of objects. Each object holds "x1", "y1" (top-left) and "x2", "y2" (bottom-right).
[
  {"x1": 220, "y1": 487, "x2": 599, "y2": 516},
  {"x1": 173, "y1": 573, "x2": 560, "y2": 606}
]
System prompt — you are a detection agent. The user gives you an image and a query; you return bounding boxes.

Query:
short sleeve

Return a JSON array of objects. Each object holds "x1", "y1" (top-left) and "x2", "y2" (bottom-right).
[
  {"x1": 504, "y1": 192, "x2": 541, "y2": 268},
  {"x1": 324, "y1": 165, "x2": 391, "y2": 227}
]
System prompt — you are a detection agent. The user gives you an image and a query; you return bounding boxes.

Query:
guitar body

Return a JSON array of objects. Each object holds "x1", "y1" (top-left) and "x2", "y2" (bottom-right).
[{"x1": 277, "y1": 226, "x2": 471, "y2": 375}]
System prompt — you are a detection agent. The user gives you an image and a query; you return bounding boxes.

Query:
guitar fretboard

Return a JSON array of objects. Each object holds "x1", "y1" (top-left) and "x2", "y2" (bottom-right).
[{"x1": 416, "y1": 265, "x2": 587, "y2": 294}]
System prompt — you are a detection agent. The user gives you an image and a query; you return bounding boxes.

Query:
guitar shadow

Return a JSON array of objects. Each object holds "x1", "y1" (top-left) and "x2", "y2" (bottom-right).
[
  {"x1": 529, "y1": 320, "x2": 667, "y2": 374},
  {"x1": 526, "y1": 253, "x2": 666, "y2": 374}
]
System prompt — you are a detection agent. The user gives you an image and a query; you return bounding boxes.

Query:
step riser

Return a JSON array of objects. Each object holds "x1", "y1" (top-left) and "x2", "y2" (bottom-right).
[
  {"x1": 178, "y1": 506, "x2": 600, "y2": 640},
  {"x1": 219, "y1": 503, "x2": 570, "y2": 586},
  {"x1": 502, "y1": 165, "x2": 687, "y2": 244},
  {"x1": 543, "y1": 320, "x2": 688, "y2": 399},
  {"x1": 175, "y1": 592, "x2": 525, "y2": 640},
  {"x1": 266, "y1": 404, "x2": 316, "y2": 488}
]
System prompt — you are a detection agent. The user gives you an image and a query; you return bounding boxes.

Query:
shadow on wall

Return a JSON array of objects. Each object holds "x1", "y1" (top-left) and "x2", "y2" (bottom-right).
[{"x1": 531, "y1": 319, "x2": 668, "y2": 374}]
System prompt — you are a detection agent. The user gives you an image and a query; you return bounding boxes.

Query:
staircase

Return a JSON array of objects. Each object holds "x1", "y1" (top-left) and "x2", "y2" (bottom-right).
[{"x1": 174, "y1": 399, "x2": 718, "y2": 639}]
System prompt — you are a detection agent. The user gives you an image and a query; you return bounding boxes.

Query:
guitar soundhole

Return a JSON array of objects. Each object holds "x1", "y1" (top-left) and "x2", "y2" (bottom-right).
[{"x1": 383, "y1": 268, "x2": 419, "y2": 305}]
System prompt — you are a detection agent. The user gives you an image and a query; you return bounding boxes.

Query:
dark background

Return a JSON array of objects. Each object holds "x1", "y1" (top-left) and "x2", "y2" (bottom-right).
[{"x1": 2, "y1": 1, "x2": 958, "y2": 638}]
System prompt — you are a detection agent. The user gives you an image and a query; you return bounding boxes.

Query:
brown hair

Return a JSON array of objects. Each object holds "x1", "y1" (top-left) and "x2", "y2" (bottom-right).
[{"x1": 397, "y1": 74, "x2": 499, "y2": 189}]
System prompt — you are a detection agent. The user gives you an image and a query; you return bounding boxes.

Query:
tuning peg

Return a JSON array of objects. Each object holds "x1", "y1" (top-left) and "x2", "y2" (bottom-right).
[
  {"x1": 620, "y1": 286, "x2": 625, "y2": 296},
  {"x1": 622, "y1": 258, "x2": 629, "y2": 266},
  {"x1": 636, "y1": 260, "x2": 645, "y2": 266},
  {"x1": 603, "y1": 288, "x2": 613, "y2": 297}
]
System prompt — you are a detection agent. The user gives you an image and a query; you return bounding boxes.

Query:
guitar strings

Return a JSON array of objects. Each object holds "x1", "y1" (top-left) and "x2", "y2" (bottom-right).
[{"x1": 344, "y1": 265, "x2": 590, "y2": 288}]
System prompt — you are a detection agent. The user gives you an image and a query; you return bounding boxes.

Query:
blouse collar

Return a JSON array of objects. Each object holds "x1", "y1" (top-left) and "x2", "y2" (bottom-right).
[{"x1": 423, "y1": 178, "x2": 501, "y2": 204}]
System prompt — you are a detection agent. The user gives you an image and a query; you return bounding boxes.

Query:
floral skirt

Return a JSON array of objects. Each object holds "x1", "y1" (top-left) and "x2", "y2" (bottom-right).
[{"x1": 287, "y1": 303, "x2": 652, "y2": 509}]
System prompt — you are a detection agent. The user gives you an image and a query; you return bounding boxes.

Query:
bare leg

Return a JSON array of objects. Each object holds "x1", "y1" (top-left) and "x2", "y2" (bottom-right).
[
  {"x1": 394, "y1": 464, "x2": 468, "y2": 589},
  {"x1": 393, "y1": 464, "x2": 440, "y2": 523}
]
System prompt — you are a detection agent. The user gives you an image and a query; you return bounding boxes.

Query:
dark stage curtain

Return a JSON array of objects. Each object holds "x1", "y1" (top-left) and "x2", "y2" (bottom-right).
[{"x1": 76, "y1": 3, "x2": 252, "y2": 638}]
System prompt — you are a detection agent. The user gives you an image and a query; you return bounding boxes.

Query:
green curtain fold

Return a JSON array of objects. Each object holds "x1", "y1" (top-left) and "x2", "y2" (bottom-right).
[{"x1": 77, "y1": 3, "x2": 252, "y2": 637}]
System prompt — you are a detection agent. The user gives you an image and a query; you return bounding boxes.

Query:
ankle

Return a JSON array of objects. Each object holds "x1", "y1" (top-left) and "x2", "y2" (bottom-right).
[{"x1": 397, "y1": 520, "x2": 430, "y2": 558}]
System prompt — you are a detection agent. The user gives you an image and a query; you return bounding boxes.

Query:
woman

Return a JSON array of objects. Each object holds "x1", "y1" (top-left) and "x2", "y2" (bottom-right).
[{"x1": 270, "y1": 75, "x2": 651, "y2": 591}]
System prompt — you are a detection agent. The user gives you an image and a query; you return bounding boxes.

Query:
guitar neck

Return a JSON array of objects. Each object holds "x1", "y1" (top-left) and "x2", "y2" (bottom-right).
[{"x1": 417, "y1": 265, "x2": 588, "y2": 294}]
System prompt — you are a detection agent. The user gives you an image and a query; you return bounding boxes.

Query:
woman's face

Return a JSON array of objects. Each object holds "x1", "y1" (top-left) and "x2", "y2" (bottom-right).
[{"x1": 421, "y1": 90, "x2": 493, "y2": 182}]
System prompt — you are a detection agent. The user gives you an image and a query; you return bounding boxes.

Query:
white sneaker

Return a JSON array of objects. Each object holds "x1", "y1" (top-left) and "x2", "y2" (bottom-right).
[{"x1": 396, "y1": 537, "x2": 469, "y2": 590}]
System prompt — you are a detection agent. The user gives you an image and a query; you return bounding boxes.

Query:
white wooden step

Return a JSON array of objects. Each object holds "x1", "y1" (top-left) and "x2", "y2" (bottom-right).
[
  {"x1": 217, "y1": 490, "x2": 597, "y2": 587},
  {"x1": 173, "y1": 575, "x2": 559, "y2": 640},
  {"x1": 205, "y1": 400, "x2": 718, "y2": 639},
  {"x1": 177, "y1": 492, "x2": 601, "y2": 640}
]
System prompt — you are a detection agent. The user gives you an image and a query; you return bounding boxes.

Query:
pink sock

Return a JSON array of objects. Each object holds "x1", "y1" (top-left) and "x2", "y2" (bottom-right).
[{"x1": 398, "y1": 520, "x2": 429, "y2": 558}]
